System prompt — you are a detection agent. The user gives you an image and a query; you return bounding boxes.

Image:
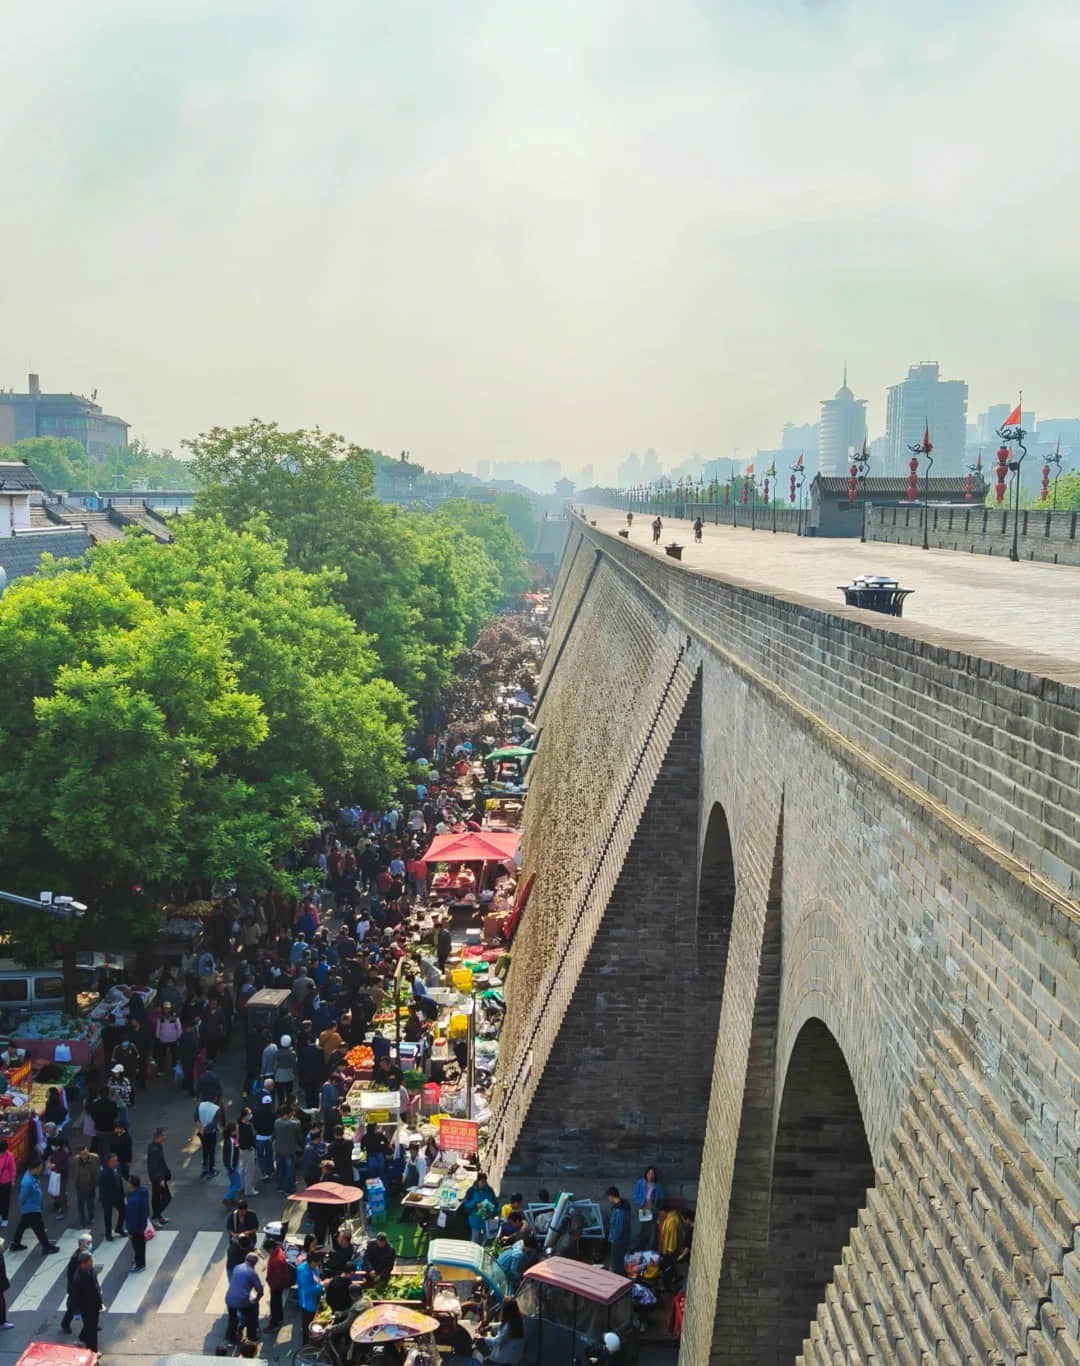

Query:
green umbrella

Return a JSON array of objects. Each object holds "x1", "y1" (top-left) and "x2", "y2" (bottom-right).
[{"x1": 486, "y1": 745, "x2": 536, "y2": 761}]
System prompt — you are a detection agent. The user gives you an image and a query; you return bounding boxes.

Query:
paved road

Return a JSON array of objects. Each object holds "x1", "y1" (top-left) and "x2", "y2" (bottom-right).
[
  {"x1": 0, "y1": 1050, "x2": 294, "y2": 1366},
  {"x1": 586, "y1": 507, "x2": 1080, "y2": 680}
]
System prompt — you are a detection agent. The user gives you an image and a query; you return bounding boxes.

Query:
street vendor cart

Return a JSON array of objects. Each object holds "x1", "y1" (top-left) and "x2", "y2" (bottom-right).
[
  {"x1": 517, "y1": 1258, "x2": 637, "y2": 1366},
  {"x1": 245, "y1": 987, "x2": 292, "y2": 1037}
]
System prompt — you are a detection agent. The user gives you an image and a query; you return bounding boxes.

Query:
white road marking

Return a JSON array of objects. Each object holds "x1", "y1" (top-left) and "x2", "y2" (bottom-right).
[
  {"x1": 159, "y1": 1231, "x2": 223, "y2": 1314},
  {"x1": 55, "y1": 1237, "x2": 127, "y2": 1309},
  {"x1": 107, "y1": 1230, "x2": 178, "y2": 1313},
  {"x1": 9, "y1": 1232, "x2": 81, "y2": 1312}
]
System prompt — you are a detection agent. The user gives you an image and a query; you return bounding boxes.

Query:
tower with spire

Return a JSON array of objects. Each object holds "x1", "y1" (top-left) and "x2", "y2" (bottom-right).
[{"x1": 818, "y1": 365, "x2": 868, "y2": 478}]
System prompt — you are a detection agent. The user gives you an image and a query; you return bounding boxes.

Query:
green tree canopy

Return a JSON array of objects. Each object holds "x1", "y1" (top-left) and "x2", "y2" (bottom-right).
[
  {"x1": 431, "y1": 499, "x2": 530, "y2": 596},
  {"x1": 6, "y1": 436, "x2": 86, "y2": 489},
  {"x1": 0, "y1": 517, "x2": 408, "y2": 962},
  {"x1": 187, "y1": 421, "x2": 525, "y2": 709}
]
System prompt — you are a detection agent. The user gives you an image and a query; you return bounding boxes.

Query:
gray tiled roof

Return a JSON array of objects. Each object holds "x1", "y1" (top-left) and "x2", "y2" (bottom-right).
[
  {"x1": 0, "y1": 462, "x2": 43, "y2": 492},
  {"x1": 814, "y1": 475, "x2": 988, "y2": 497},
  {"x1": 0, "y1": 530, "x2": 91, "y2": 584}
]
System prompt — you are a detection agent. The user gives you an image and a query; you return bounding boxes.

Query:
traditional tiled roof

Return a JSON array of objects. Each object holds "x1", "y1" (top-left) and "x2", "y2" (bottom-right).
[
  {"x1": 813, "y1": 475, "x2": 988, "y2": 497},
  {"x1": 0, "y1": 461, "x2": 43, "y2": 492}
]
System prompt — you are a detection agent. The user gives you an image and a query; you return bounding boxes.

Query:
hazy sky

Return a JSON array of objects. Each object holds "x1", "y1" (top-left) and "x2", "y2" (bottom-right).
[{"x1": 3, "y1": 0, "x2": 1077, "y2": 481}]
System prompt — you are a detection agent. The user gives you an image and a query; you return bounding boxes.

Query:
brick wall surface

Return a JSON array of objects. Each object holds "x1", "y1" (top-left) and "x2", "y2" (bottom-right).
[
  {"x1": 503, "y1": 520, "x2": 1080, "y2": 1366},
  {"x1": 866, "y1": 502, "x2": 1080, "y2": 566}
]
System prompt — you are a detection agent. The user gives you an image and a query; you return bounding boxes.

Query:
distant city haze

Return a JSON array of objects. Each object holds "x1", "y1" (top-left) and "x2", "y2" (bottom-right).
[{"x1": 2, "y1": 0, "x2": 1078, "y2": 487}]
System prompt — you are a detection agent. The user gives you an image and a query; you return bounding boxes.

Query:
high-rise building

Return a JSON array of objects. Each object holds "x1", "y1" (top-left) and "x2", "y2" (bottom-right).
[
  {"x1": 976, "y1": 406, "x2": 1035, "y2": 447},
  {"x1": 884, "y1": 362, "x2": 968, "y2": 476},
  {"x1": 818, "y1": 367, "x2": 868, "y2": 477}
]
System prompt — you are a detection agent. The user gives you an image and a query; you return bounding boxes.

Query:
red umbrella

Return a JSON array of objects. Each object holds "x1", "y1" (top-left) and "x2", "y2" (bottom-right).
[
  {"x1": 424, "y1": 831, "x2": 521, "y2": 864},
  {"x1": 290, "y1": 1181, "x2": 365, "y2": 1206}
]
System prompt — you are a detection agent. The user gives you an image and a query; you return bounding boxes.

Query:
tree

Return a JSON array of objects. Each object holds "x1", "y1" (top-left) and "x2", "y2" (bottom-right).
[
  {"x1": 1035, "y1": 471, "x2": 1080, "y2": 511},
  {"x1": 187, "y1": 421, "x2": 527, "y2": 709},
  {"x1": 0, "y1": 517, "x2": 410, "y2": 982},
  {"x1": 489, "y1": 492, "x2": 538, "y2": 551},
  {"x1": 431, "y1": 500, "x2": 530, "y2": 596},
  {"x1": 6, "y1": 436, "x2": 86, "y2": 489}
]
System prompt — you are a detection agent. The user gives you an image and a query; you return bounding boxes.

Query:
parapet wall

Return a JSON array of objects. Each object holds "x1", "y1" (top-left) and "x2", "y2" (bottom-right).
[
  {"x1": 589, "y1": 520, "x2": 1080, "y2": 899},
  {"x1": 867, "y1": 502, "x2": 1080, "y2": 565}
]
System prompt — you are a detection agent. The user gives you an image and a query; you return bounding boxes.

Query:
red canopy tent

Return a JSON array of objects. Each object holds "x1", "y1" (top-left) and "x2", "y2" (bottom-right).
[{"x1": 423, "y1": 830, "x2": 521, "y2": 864}]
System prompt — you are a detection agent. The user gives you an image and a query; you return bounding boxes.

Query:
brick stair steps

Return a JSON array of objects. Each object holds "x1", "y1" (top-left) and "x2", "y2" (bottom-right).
[
  {"x1": 919, "y1": 1077, "x2": 1053, "y2": 1324},
  {"x1": 859, "y1": 1177, "x2": 945, "y2": 1361},
  {"x1": 932, "y1": 1033, "x2": 1080, "y2": 1252},
  {"x1": 903, "y1": 1094, "x2": 1037, "y2": 1341}
]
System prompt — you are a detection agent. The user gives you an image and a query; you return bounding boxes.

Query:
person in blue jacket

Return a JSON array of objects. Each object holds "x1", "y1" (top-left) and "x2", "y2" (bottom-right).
[
  {"x1": 462, "y1": 1172, "x2": 499, "y2": 1245},
  {"x1": 605, "y1": 1186, "x2": 631, "y2": 1274},
  {"x1": 631, "y1": 1166, "x2": 664, "y2": 1251},
  {"x1": 124, "y1": 1173, "x2": 151, "y2": 1271},
  {"x1": 296, "y1": 1247, "x2": 325, "y2": 1341}
]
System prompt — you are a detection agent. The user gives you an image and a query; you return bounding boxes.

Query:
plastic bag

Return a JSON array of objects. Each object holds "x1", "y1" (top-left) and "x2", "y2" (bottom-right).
[
  {"x1": 144, "y1": 1221, "x2": 155, "y2": 1241},
  {"x1": 47, "y1": 1170, "x2": 62, "y2": 1197}
]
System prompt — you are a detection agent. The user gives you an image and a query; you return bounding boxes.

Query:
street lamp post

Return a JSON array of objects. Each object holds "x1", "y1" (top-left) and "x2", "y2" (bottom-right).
[
  {"x1": 852, "y1": 439, "x2": 871, "y2": 542},
  {"x1": 997, "y1": 402, "x2": 1028, "y2": 561},
  {"x1": 791, "y1": 456, "x2": 806, "y2": 536},
  {"x1": 908, "y1": 422, "x2": 934, "y2": 550},
  {"x1": 1049, "y1": 440, "x2": 1064, "y2": 511}
]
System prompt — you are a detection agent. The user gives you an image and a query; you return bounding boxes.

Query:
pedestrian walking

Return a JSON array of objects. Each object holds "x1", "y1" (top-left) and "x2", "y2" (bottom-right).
[
  {"x1": 264, "y1": 1238, "x2": 292, "y2": 1331},
  {"x1": 252, "y1": 1085, "x2": 276, "y2": 1182},
  {"x1": 195, "y1": 1097, "x2": 223, "y2": 1178},
  {"x1": 147, "y1": 1128, "x2": 172, "y2": 1225},
  {"x1": 236, "y1": 1107, "x2": 258, "y2": 1198},
  {"x1": 222, "y1": 1123, "x2": 243, "y2": 1206},
  {"x1": 72, "y1": 1146, "x2": 99, "y2": 1227},
  {"x1": 0, "y1": 1140, "x2": 14, "y2": 1226},
  {"x1": 273, "y1": 1035, "x2": 296, "y2": 1107},
  {"x1": 60, "y1": 1231, "x2": 94, "y2": 1333},
  {"x1": 272, "y1": 1106, "x2": 302, "y2": 1194},
  {"x1": 224, "y1": 1249, "x2": 263, "y2": 1345},
  {"x1": 296, "y1": 1248, "x2": 324, "y2": 1340},
  {"x1": 69, "y1": 1249, "x2": 103, "y2": 1351},
  {"x1": 124, "y1": 1174, "x2": 150, "y2": 1271},
  {"x1": 43, "y1": 1125, "x2": 70, "y2": 1219},
  {"x1": 154, "y1": 1003, "x2": 181, "y2": 1073},
  {"x1": 9, "y1": 1162, "x2": 60, "y2": 1255},
  {"x1": 0, "y1": 1236, "x2": 12, "y2": 1330},
  {"x1": 605, "y1": 1187, "x2": 631, "y2": 1275},
  {"x1": 99, "y1": 1153, "x2": 126, "y2": 1241}
]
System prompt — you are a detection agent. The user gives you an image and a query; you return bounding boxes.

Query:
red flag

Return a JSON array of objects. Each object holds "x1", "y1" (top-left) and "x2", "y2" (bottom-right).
[
  {"x1": 1003, "y1": 402, "x2": 1021, "y2": 428},
  {"x1": 795, "y1": 453, "x2": 804, "y2": 469},
  {"x1": 744, "y1": 463, "x2": 754, "y2": 477},
  {"x1": 922, "y1": 422, "x2": 933, "y2": 453}
]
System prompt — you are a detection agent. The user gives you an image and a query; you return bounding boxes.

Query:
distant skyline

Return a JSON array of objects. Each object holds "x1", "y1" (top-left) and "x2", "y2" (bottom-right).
[{"x1": 3, "y1": 1, "x2": 1079, "y2": 485}]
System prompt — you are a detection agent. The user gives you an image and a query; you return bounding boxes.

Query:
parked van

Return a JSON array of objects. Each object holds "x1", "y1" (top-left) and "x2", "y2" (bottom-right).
[{"x1": 0, "y1": 959, "x2": 97, "y2": 1017}]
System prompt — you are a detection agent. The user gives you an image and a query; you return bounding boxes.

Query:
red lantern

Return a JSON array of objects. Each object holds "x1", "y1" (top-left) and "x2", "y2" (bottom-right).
[
  {"x1": 995, "y1": 445, "x2": 1009, "y2": 505},
  {"x1": 723, "y1": 485, "x2": 730, "y2": 507},
  {"x1": 964, "y1": 472, "x2": 974, "y2": 502},
  {"x1": 1041, "y1": 464, "x2": 1050, "y2": 502},
  {"x1": 741, "y1": 480, "x2": 749, "y2": 505},
  {"x1": 848, "y1": 462, "x2": 858, "y2": 504},
  {"x1": 789, "y1": 474, "x2": 796, "y2": 504},
  {"x1": 763, "y1": 477, "x2": 770, "y2": 504},
  {"x1": 907, "y1": 455, "x2": 919, "y2": 503}
]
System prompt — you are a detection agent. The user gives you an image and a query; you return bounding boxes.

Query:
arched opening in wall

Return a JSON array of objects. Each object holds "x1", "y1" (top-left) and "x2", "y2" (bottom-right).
[
  {"x1": 696, "y1": 803, "x2": 736, "y2": 993},
  {"x1": 768, "y1": 1018, "x2": 874, "y2": 1364}
]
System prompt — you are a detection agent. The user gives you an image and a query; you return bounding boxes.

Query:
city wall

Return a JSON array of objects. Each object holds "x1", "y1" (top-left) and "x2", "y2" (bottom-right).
[
  {"x1": 490, "y1": 518, "x2": 1080, "y2": 1365},
  {"x1": 866, "y1": 502, "x2": 1080, "y2": 566}
]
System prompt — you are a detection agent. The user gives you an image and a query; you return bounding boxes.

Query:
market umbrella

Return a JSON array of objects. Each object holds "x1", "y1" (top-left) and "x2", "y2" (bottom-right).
[
  {"x1": 349, "y1": 1306, "x2": 440, "y2": 1344},
  {"x1": 289, "y1": 1181, "x2": 366, "y2": 1206},
  {"x1": 424, "y1": 830, "x2": 522, "y2": 864},
  {"x1": 485, "y1": 745, "x2": 536, "y2": 761}
]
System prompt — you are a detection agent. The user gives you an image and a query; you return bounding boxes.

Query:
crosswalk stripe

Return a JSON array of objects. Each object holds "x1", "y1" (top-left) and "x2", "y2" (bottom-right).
[
  {"x1": 9, "y1": 1232, "x2": 82, "y2": 1312},
  {"x1": 204, "y1": 1257, "x2": 231, "y2": 1317},
  {"x1": 107, "y1": 1231, "x2": 178, "y2": 1313},
  {"x1": 56, "y1": 1237, "x2": 128, "y2": 1309},
  {"x1": 159, "y1": 1232, "x2": 223, "y2": 1314}
]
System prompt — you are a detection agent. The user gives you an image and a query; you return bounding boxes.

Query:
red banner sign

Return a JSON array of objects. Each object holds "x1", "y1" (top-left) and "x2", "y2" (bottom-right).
[{"x1": 438, "y1": 1118, "x2": 480, "y2": 1154}]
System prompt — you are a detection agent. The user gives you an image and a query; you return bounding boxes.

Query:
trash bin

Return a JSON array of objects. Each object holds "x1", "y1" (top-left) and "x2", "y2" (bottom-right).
[
  {"x1": 665, "y1": 543, "x2": 684, "y2": 560},
  {"x1": 837, "y1": 575, "x2": 913, "y2": 617}
]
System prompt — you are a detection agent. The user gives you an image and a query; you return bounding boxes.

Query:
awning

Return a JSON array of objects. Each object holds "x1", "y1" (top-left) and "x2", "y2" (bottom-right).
[
  {"x1": 485, "y1": 745, "x2": 536, "y2": 761},
  {"x1": 424, "y1": 830, "x2": 522, "y2": 864}
]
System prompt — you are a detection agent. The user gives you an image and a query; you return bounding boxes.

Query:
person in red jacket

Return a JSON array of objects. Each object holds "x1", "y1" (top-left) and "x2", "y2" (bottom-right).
[{"x1": 264, "y1": 1238, "x2": 293, "y2": 1332}]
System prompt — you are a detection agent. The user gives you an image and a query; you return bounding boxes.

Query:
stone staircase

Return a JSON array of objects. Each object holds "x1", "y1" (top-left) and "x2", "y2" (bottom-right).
[{"x1": 798, "y1": 1033, "x2": 1080, "y2": 1366}]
